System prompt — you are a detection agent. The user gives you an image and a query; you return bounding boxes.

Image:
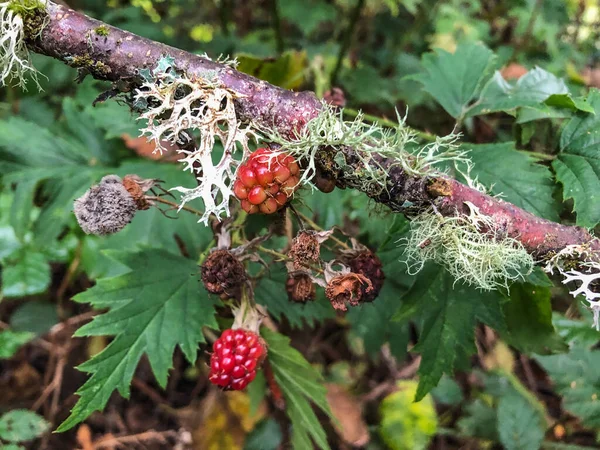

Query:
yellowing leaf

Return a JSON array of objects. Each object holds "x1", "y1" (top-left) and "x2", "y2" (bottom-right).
[{"x1": 379, "y1": 381, "x2": 438, "y2": 450}]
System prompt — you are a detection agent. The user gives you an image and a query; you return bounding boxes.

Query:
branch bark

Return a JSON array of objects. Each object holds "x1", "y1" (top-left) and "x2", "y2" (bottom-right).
[{"x1": 25, "y1": 1, "x2": 600, "y2": 262}]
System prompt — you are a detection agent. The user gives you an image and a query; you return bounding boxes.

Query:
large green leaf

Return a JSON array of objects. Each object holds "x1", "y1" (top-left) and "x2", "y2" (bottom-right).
[
  {"x1": 411, "y1": 42, "x2": 496, "y2": 119},
  {"x1": 502, "y1": 283, "x2": 566, "y2": 354},
  {"x1": 393, "y1": 264, "x2": 506, "y2": 400},
  {"x1": 536, "y1": 348, "x2": 600, "y2": 428},
  {"x1": 553, "y1": 88, "x2": 600, "y2": 227},
  {"x1": 463, "y1": 142, "x2": 559, "y2": 221},
  {"x1": 262, "y1": 328, "x2": 331, "y2": 450},
  {"x1": 467, "y1": 68, "x2": 568, "y2": 117},
  {"x1": 1, "y1": 251, "x2": 51, "y2": 298},
  {"x1": 57, "y1": 249, "x2": 217, "y2": 431}
]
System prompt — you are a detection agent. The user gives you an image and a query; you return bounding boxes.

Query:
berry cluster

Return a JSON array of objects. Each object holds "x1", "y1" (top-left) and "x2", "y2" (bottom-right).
[
  {"x1": 234, "y1": 148, "x2": 300, "y2": 214},
  {"x1": 209, "y1": 328, "x2": 266, "y2": 390}
]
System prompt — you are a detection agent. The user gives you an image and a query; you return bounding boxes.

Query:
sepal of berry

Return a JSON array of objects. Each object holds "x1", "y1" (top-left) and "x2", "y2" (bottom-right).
[
  {"x1": 209, "y1": 328, "x2": 267, "y2": 391},
  {"x1": 234, "y1": 148, "x2": 300, "y2": 214}
]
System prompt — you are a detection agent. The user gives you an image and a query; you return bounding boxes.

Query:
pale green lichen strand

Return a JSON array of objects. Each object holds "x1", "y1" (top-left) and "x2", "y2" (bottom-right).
[
  {"x1": 402, "y1": 202, "x2": 534, "y2": 291},
  {"x1": 0, "y1": 0, "x2": 45, "y2": 89}
]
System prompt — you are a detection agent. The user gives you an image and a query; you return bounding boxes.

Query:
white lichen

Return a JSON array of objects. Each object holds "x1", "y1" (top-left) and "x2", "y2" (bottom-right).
[
  {"x1": 135, "y1": 57, "x2": 257, "y2": 224},
  {"x1": 265, "y1": 106, "x2": 473, "y2": 193},
  {"x1": 402, "y1": 202, "x2": 534, "y2": 291},
  {"x1": 0, "y1": 0, "x2": 46, "y2": 89},
  {"x1": 544, "y1": 244, "x2": 600, "y2": 330}
]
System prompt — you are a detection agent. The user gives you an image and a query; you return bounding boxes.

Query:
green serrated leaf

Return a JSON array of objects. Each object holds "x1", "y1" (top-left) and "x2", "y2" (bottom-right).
[
  {"x1": 461, "y1": 142, "x2": 559, "y2": 221},
  {"x1": 244, "y1": 418, "x2": 283, "y2": 450},
  {"x1": 1, "y1": 251, "x2": 51, "y2": 298},
  {"x1": 497, "y1": 394, "x2": 545, "y2": 450},
  {"x1": 262, "y1": 328, "x2": 331, "y2": 450},
  {"x1": 237, "y1": 51, "x2": 308, "y2": 90},
  {"x1": 394, "y1": 264, "x2": 506, "y2": 400},
  {"x1": 411, "y1": 42, "x2": 496, "y2": 119},
  {"x1": 458, "y1": 398, "x2": 498, "y2": 441},
  {"x1": 278, "y1": 0, "x2": 336, "y2": 35},
  {"x1": 10, "y1": 301, "x2": 59, "y2": 336},
  {"x1": 553, "y1": 88, "x2": 600, "y2": 227},
  {"x1": 553, "y1": 309, "x2": 600, "y2": 349},
  {"x1": 545, "y1": 94, "x2": 595, "y2": 113},
  {"x1": 57, "y1": 249, "x2": 217, "y2": 432},
  {"x1": 379, "y1": 380, "x2": 438, "y2": 450},
  {"x1": 503, "y1": 283, "x2": 566, "y2": 354},
  {"x1": 467, "y1": 67, "x2": 568, "y2": 117},
  {"x1": 516, "y1": 104, "x2": 573, "y2": 124},
  {"x1": 0, "y1": 410, "x2": 49, "y2": 443},
  {"x1": 0, "y1": 330, "x2": 35, "y2": 359},
  {"x1": 536, "y1": 348, "x2": 600, "y2": 428}
]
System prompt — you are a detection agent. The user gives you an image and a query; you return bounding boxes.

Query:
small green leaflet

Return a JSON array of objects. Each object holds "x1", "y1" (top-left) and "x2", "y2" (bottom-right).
[
  {"x1": 57, "y1": 249, "x2": 217, "y2": 431},
  {"x1": 553, "y1": 88, "x2": 600, "y2": 228},
  {"x1": 536, "y1": 348, "x2": 600, "y2": 428},
  {"x1": 410, "y1": 42, "x2": 496, "y2": 120},
  {"x1": 393, "y1": 264, "x2": 506, "y2": 401},
  {"x1": 0, "y1": 330, "x2": 35, "y2": 359},
  {"x1": 0, "y1": 410, "x2": 49, "y2": 443},
  {"x1": 460, "y1": 142, "x2": 559, "y2": 221},
  {"x1": 261, "y1": 328, "x2": 332, "y2": 450},
  {"x1": 466, "y1": 68, "x2": 569, "y2": 117}
]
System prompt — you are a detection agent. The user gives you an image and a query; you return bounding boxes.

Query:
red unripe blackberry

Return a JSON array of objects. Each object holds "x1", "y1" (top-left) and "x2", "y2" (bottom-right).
[
  {"x1": 234, "y1": 148, "x2": 300, "y2": 214},
  {"x1": 209, "y1": 329, "x2": 267, "y2": 391}
]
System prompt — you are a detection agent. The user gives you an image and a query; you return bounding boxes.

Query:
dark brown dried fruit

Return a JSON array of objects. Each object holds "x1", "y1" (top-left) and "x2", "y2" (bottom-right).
[
  {"x1": 201, "y1": 249, "x2": 247, "y2": 296},
  {"x1": 289, "y1": 231, "x2": 321, "y2": 269},
  {"x1": 347, "y1": 251, "x2": 385, "y2": 302},
  {"x1": 325, "y1": 273, "x2": 373, "y2": 311},
  {"x1": 286, "y1": 273, "x2": 316, "y2": 302}
]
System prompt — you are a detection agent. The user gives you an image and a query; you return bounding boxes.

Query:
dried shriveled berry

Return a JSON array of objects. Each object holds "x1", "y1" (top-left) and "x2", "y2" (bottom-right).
[
  {"x1": 234, "y1": 148, "x2": 300, "y2": 214},
  {"x1": 209, "y1": 329, "x2": 267, "y2": 391},
  {"x1": 74, "y1": 175, "x2": 138, "y2": 236},
  {"x1": 325, "y1": 273, "x2": 373, "y2": 311},
  {"x1": 286, "y1": 273, "x2": 316, "y2": 302},
  {"x1": 347, "y1": 251, "x2": 385, "y2": 302},
  {"x1": 201, "y1": 249, "x2": 246, "y2": 296},
  {"x1": 289, "y1": 231, "x2": 321, "y2": 269}
]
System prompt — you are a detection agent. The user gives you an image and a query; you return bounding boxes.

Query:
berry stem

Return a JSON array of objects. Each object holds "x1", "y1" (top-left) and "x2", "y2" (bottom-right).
[
  {"x1": 296, "y1": 212, "x2": 350, "y2": 250},
  {"x1": 256, "y1": 245, "x2": 325, "y2": 274},
  {"x1": 145, "y1": 195, "x2": 205, "y2": 217}
]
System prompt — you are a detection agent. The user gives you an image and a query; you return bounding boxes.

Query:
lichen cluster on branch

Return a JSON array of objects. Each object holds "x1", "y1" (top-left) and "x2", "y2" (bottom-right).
[
  {"x1": 0, "y1": 0, "x2": 47, "y2": 89},
  {"x1": 134, "y1": 56, "x2": 257, "y2": 224}
]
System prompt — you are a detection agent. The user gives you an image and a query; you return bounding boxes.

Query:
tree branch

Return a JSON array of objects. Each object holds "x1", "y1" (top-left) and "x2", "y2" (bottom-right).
[{"x1": 25, "y1": 1, "x2": 600, "y2": 263}]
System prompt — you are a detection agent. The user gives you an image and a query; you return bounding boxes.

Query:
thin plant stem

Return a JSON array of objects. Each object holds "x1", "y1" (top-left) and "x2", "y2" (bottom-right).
[
  {"x1": 145, "y1": 195, "x2": 205, "y2": 217},
  {"x1": 271, "y1": 0, "x2": 284, "y2": 54},
  {"x1": 343, "y1": 108, "x2": 437, "y2": 142},
  {"x1": 296, "y1": 212, "x2": 350, "y2": 250},
  {"x1": 330, "y1": 0, "x2": 366, "y2": 86}
]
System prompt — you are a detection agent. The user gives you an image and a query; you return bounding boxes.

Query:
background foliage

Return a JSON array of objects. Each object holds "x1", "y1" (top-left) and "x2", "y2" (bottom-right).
[{"x1": 1, "y1": 0, "x2": 600, "y2": 448}]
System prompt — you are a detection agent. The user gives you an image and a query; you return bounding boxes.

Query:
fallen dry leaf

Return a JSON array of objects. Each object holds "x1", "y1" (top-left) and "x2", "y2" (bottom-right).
[
  {"x1": 501, "y1": 63, "x2": 528, "y2": 80},
  {"x1": 122, "y1": 134, "x2": 181, "y2": 162},
  {"x1": 76, "y1": 424, "x2": 94, "y2": 450},
  {"x1": 326, "y1": 383, "x2": 370, "y2": 447}
]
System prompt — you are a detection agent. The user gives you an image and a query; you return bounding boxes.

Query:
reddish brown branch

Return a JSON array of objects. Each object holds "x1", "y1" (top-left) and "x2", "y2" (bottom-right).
[{"x1": 25, "y1": 1, "x2": 600, "y2": 262}]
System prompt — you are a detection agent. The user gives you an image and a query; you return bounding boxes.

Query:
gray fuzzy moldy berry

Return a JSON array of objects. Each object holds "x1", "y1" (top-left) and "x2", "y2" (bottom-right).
[{"x1": 74, "y1": 175, "x2": 138, "y2": 235}]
